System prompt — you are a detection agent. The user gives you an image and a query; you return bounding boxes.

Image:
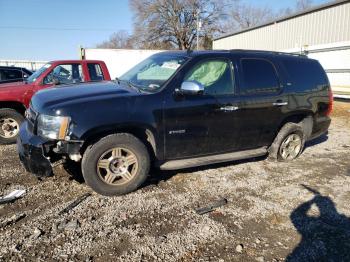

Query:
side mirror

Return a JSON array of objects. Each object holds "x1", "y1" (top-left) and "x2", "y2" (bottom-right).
[{"x1": 179, "y1": 80, "x2": 204, "y2": 95}]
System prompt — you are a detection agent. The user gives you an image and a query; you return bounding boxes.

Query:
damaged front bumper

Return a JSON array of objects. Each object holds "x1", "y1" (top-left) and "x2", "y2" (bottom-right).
[{"x1": 17, "y1": 121, "x2": 83, "y2": 177}]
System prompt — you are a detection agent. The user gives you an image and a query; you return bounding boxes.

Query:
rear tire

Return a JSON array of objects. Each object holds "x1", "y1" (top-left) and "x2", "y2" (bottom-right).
[
  {"x1": 268, "y1": 123, "x2": 305, "y2": 161},
  {"x1": 0, "y1": 109, "x2": 24, "y2": 145},
  {"x1": 82, "y1": 133, "x2": 150, "y2": 196}
]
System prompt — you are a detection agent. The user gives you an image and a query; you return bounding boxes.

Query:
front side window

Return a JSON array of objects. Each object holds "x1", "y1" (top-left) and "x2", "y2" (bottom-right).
[
  {"x1": 119, "y1": 54, "x2": 188, "y2": 91},
  {"x1": 44, "y1": 64, "x2": 83, "y2": 85},
  {"x1": 184, "y1": 59, "x2": 234, "y2": 96},
  {"x1": 240, "y1": 58, "x2": 280, "y2": 95},
  {"x1": 88, "y1": 63, "x2": 104, "y2": 81}
]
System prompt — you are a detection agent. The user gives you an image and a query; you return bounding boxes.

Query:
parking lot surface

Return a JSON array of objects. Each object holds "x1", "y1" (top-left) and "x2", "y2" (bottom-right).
[{"x1": 0, "y1": 102, "x2": 349, "y2": 261}]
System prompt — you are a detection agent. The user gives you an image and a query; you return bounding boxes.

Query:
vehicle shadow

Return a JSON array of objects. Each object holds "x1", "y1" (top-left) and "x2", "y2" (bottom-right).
[
  {"x1": 286, "y1": 185, "x2": 350, "y2": 261},
  {"x1": 62, "y1": 160, "x2": 85, "y2": 184}
]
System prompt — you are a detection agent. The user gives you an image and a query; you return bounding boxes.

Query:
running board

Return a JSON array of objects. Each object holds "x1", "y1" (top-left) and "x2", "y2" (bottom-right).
[{"x1": 159, "y1": 147, "x2": 267, "y2": 170}]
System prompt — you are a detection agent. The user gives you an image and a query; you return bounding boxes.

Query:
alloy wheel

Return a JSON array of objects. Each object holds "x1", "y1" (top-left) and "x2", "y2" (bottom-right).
[
  {"x1": 97, "y1": 147, "x2": 138, "y2": 185},
  {"x1": 279, "y1": 133, "x2": 302, "y2": 160}
]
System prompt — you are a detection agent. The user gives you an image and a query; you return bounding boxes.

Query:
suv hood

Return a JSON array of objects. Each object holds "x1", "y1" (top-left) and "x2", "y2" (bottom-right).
[{"x1": 31, "y1": 81, "x2": 140, "y2": 112}]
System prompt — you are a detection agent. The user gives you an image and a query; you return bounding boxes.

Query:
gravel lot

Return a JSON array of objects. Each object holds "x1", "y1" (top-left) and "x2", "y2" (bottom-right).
[{"x1": 0, "y1": 101, "x2": 349, "y2": 262}]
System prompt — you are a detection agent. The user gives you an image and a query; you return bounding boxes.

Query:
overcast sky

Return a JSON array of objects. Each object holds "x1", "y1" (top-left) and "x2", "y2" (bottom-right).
[{"x1": 0, "y1": 0, "x2": 329, "y2": 61}]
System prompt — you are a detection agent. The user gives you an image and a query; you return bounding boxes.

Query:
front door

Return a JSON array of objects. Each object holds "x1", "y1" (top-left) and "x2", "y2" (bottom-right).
[{"x1": 164, "y1": 57, "x2": 239, "y2": 159}]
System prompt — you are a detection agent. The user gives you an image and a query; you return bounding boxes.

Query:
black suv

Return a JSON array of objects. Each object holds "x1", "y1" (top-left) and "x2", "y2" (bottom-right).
[
  {"x1": 0, "y1": 66, "x2": 32, "y2": 84},
  {"x1": 17, "y1": 50, "x2": 332, "y2": 196}
]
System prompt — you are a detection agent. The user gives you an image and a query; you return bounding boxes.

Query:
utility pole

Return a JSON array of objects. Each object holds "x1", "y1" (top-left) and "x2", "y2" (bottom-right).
[{"x1": 196, "y1": 10, "x2": 202, "y2": 50}]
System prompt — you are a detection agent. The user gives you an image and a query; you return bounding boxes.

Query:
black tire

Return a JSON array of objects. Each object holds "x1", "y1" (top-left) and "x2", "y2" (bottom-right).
[
  {"x1": 268, "y1": 122, "x2": 305, "y2": 162},
  {"x1": 82, "y1": 133, "x2": 150, "y2": 196},
  {"x1": 0, "y1": 108, "x2": 24, "y2": 145}
]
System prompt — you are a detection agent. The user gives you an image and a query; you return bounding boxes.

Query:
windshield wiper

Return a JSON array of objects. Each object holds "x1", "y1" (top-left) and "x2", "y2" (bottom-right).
[
  {"x1": 126, "y1": 81, "x2": 142, "y2": 93},
  {"x1": 116, "y1": 79, "x2": 141, "y2": 93}
]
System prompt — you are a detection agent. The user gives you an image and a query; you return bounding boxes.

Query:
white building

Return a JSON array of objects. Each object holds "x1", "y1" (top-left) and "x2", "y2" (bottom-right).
[{"x1": 213, "y1": 0, "x2": 350, "y2": 98}]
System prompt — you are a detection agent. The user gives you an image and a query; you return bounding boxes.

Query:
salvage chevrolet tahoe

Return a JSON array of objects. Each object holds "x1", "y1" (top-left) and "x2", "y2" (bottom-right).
[{"x1": 17, "y1": 50, "x2": 332, "y2": 196}]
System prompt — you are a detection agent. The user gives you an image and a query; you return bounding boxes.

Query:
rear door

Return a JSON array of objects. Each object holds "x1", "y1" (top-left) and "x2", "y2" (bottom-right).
[{"x1": 235, "y1": 56, "x2": 287, "y2": 149}]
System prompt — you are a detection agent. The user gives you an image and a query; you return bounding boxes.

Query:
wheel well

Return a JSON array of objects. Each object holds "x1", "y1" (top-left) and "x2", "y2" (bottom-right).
[
  {"x1": 278, "y1": 113, "x2": 313, "y2": 138},
  {"x1": 0, "y1": 101, "x2": 26, "y2": 115},
  {"x1": 81, "y1": 127, "x2": 157, "y2": 160}
]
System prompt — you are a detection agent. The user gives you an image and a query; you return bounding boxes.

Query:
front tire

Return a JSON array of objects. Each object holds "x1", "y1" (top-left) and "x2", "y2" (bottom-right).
[
  {"x1": 82, "y1": 133, "x2": 150, "y2": 196},
  {"x1": 268, "y1": 123, "x2": 305, "y2": 161},
  {"x1": 0, "y1": 109, "x2": 24, "y2": 145}
]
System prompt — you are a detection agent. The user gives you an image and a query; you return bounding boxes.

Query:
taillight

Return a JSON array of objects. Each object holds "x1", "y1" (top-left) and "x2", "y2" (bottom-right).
[{"x1": 326, "y1": 89, "x2": 333, "y2": 116}]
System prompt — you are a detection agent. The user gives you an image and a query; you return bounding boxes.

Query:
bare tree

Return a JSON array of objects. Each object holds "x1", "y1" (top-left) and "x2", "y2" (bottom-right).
[
  {"x1": 220, "y1": 1, "x2": 274, "y2": 34},
  {"x1": 97, "y1": 30, "x2": 134, "y2": 49},
  {"x1": 129, "y1": 0, "x2": 226, "y2": 50},
  {"x1": 296, "y1": 0, "x2": 313, "y2": 11}
]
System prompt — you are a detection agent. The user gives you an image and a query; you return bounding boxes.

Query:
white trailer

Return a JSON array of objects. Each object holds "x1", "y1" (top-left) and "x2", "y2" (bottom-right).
[
  {"x1": 82, "y1": 48, "x2": 163, "y2": 80},
  {"x1": 285, "y1": 41, "x2": 350, "y2": 99}
]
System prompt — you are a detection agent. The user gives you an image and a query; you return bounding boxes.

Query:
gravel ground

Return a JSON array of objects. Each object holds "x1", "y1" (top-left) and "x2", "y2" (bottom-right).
[{"x1": 0, "y1": 101, "x2": 349, "y2": 262}]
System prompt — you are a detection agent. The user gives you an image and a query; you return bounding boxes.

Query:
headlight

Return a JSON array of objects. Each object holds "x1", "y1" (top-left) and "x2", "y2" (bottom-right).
[{"x1": 37, "y1": 115, "x2": 70, "y2": 140}]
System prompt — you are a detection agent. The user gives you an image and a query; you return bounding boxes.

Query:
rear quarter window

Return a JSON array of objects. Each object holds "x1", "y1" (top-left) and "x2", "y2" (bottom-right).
[{"x1": 281, "y1": 58, "x2": 328, "y2": 91}]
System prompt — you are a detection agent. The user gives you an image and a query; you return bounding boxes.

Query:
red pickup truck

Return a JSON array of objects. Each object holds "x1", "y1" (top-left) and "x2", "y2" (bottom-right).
[{"x1": 0, "y1": 60, "x2": 111, "y2": 144}]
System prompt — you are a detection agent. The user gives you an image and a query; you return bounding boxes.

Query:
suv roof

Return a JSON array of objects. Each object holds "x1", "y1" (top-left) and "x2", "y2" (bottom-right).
[{"x1": 159, "y1": 49, "x2": 308, "y2": 59}]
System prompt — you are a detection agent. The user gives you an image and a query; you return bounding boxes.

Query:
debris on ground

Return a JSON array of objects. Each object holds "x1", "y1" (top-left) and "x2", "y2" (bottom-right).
[
  {"x1": 0, "y1": 189, "x2": 26, "y2": 205},
  {"x1": 195, "y1": 198, "x2": 228, "y2": 215},
  {"x1": 236, "y1": 244, "x2": 244, "y2": 253},
  {"x1": 0, "y1": 213, "x2": 26, "y2": 228},
  {"x1": 56, "y1": 219, "x2": 80, "y2": 232},
  {"x1": 58, "y1": 193, "x2": 91, "y2": 215},
  {"x1": 31, "y1": 227, "x2": 43, "y2": 239}
]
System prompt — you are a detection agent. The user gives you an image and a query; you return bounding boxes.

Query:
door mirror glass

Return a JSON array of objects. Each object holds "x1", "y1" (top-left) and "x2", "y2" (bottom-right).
[{"x1": 180, "y1": 80, "x2": 204, "y2": 95}]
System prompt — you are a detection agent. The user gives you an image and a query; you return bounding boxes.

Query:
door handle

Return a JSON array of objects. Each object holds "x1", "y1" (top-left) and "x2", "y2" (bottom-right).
[
  {"x1": 273, "y1": 101, "x2": 288, "y2": 106},
  {"x1": 220, "y1": 105, "x2": 239, "y2": 111}
]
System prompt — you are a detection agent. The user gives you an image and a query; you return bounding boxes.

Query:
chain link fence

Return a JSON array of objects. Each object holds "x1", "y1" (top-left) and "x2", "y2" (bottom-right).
[{"x1": 0, "y1": 60, "x2": 47, "y2": 71}]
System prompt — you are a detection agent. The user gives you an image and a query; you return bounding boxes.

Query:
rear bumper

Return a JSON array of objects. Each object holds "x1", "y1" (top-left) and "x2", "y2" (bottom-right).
[
  {"x1": 17, "y1": 121, "x2": 53, "y2": 177},
  {"x1": 309, "y1": 116, "x2": 331, "y2": 140}
]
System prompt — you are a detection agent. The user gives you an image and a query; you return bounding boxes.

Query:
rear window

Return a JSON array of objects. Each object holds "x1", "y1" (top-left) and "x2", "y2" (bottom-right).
[
  {"x1": 88, "y1": 63, "x2": 104, "y2": 81},
  {"x1": 240, "y1": 58, "x2": 280, "y2": 95},
  {"x1": 281, "y1": 58, "x2": 328, "y2": 91}
]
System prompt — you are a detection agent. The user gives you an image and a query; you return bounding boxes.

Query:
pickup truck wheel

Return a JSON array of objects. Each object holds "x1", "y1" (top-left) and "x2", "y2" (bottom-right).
[
  {"x1": 268, "y1": 123, "x2": 305, "y2": 161},
  {"x1": 82, "y1": 133, "x2": 150, "y2": 196},
  {"x1": 0, "y1": 109, "x2": 24, "y2": 144}
]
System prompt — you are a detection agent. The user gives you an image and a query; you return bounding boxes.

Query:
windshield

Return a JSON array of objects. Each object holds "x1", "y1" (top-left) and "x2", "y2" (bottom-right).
[
  {"x1": 119, "y1": 54, "x2": 188, "y2": 91},
  {"x1": 26, "y1": 63, "x2": 51, "y2": 83}
]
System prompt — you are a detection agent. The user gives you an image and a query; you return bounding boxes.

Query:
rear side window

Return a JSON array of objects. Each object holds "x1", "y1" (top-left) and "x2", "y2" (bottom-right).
[
  {"x1": 88, "y1": 63, "x2": 104, "y2": 81},
  {"x1": 281, "y1": 58, "x2": 328, "y2": 91},
  {"x1": 240, "y1": 58, "x2": 280, "y2": 95}
]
